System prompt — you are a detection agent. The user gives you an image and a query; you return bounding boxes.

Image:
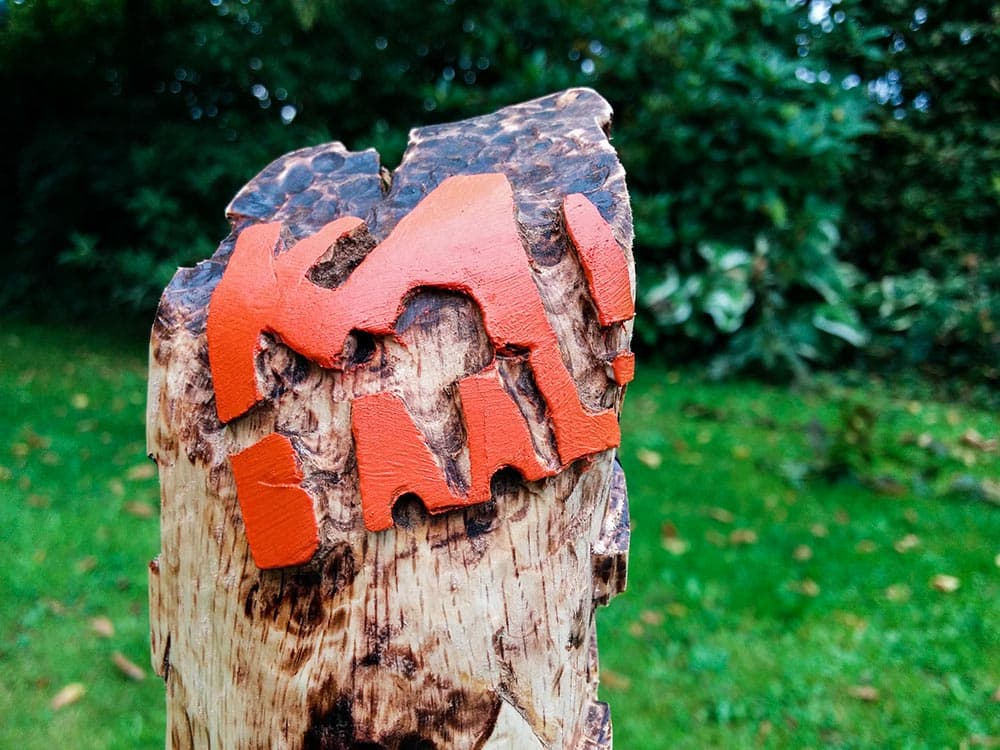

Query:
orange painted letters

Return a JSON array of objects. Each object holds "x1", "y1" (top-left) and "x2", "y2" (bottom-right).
[{"x1": 209, "y1": 173, "x2": 634, "y2": 565}]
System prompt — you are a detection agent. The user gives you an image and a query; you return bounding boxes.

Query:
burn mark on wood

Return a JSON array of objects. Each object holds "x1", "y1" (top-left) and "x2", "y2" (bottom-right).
[
  {"x1": 245, "y1": 542, "x2": 356, "y2": 632},
  {"x1": 391, "y1": 493, "x2": 430, "y2": 530},
  {"x1": 319, "y1": 542, "x2": 358, "y2": 599},
  {"x1": 463, "y1": 498, "x2": 497, "y2": 539},
  {"x1": 304, "y1": 694, "x2": 355, "y2": 750},
  {"x1": 308, "y1": 225, "x2": 377, "y2": 290}
]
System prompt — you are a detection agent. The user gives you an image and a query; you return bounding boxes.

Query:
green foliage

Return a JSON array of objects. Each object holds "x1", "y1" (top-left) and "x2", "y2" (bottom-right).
[
  {"x1": 1, "y1": 0, "x2": 996, "y2": 382},
  {"x1": 2, "y1": 324, "x2": 998, "y2": 748}
]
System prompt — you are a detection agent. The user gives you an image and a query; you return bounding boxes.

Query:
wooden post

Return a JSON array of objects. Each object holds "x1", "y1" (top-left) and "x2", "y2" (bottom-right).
[{"x1": 148, "y1": 88, "x2": 634, "y2": 749}]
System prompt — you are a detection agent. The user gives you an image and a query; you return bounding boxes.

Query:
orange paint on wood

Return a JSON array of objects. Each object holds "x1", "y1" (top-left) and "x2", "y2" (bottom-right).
[
  {"x1": 458, "y1": 365, "x2": 549, "y2": 494},
  {"x1": 563, "y1": 193, "x2": 635, "y2": 326},
  {"x1": 351, "y1": 391, "x2": 463, "y2": 532},
  {"x1": 208, "y1": 217, "x2": 364, "y2": 423},
  {"x1": 209, "y1": 173, "x2": 631, "y2": 538},
  {"x1": 610, "y1": 352, "x2": 635, "y2": 386},
  {"x1": 229, "y1": 433, "x2": 319, "y2": 568}
]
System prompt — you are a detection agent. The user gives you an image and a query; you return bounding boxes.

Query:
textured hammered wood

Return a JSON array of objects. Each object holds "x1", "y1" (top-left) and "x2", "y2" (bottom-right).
[{"x1": 148, "y1": 88, "x2": 633, "y2": 749}]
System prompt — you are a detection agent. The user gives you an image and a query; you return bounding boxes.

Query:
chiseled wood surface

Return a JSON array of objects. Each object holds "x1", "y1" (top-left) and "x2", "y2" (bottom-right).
[{"x1": 148, "y1": 88, "x2": 634, "y2": 749}]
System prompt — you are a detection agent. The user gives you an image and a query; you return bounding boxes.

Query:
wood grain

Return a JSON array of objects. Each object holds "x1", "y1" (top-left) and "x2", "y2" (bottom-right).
[{"x1": 149, "y1": 88, "x2": 633, "y2": 749}]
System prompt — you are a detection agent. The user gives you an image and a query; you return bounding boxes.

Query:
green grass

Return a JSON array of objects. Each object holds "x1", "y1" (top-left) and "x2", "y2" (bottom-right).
[{"x1": 1, "y1": 322, "x2": 997, "y2": 749}]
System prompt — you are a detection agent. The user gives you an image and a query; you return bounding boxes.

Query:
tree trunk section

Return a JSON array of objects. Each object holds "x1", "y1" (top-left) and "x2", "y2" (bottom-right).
[{"x1": 148, "y1": 88, "x2": 634, "y2": 749}]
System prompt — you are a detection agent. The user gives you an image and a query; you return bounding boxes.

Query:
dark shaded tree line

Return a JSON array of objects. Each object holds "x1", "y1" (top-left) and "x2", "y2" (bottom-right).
[{"x1": 2, "y1": 0, "x2": 997, "y2": 383}]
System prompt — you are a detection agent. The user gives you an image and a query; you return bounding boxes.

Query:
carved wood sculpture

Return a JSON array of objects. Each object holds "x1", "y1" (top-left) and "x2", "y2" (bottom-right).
[{"x1": 148, "y1": 88, "x2": 634, "y2": 749}]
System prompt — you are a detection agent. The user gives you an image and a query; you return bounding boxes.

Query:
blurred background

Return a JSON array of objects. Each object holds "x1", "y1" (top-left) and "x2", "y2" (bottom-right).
[{"x1": 1, "y1": 1, "x2": 997, "y2": 748}]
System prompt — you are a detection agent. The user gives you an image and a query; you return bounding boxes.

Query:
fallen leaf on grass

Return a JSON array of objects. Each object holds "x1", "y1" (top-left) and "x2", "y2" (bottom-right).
[
  {"x1": 885, "y1": 584, "x2": 912, "y2": 602},
  {"x1": 756, "y1": 720, "x2": 774, "y2": 742},
  {"x1": 893, "y1": 534, "x2": 920, "y2": 553},
  {"x1": 42, "y1": 598, "x2": 66, "y2": 616},
  {"x1": 108, "y1": 478, "x2": 125, "y2": 497},
  {"x1": 732, "y1": 445, "x2": 751, "y2": 460},
  {"x1": 833, "y1": 611, "x2": 867, "y2": 631},
  {"x1": 600, "y1": 669, "x2": 632, "y2": 691},
  {"x1": 930, "y1": 574, "x2": 960, "y2": 593},
  {"x1": 50, "y1": 683, "x2": 86, "y2": 710},
  {"x1": 706, "y1": 507, "x2": 734, "y2": 524},
  {"x1": 790, "y1": 579, "x2": 821, "y2": 597},
  {"x1": 961, "y1": 429, "x2": 998, "y2": 453},
  {"x1": 848, "y1": 685, "x2": 880, "y2": 702},
  {"x1": 855, "y1": 539, "x2": 877, "y2": 554},
  {"x1": 123, "y1": 501, "x2": 155, "y2": 519},
  {"x1": 70, "y1": 393, "x2": 89, "y2": 410},
  {"x1": 666, "y1": 602, "x2": 688, "y2": 618},
  {"x1": 729, "y1": 528, "x2": 758, "y2": 545},
  {"x1": 627, "y1": 622, "x2": 643, "y2": 637},
  {"x1": 27, "y1": 494, "x2": 51, "y2": 508},
  {"x1": 662, "y1": 537, "x2": 690, "y2": 556},
  {"x1": 127, "y1": 463, "x2": 156, "y2": 480},
  {"x1": 810, "y1": 523, "x2": 829, "y2": 538},
  {"x1": 89, "y1": 617, "x2": 115, "y2": 638},
  {"x1": 991, "y1": 686, "x2": 1000, "y2": 703},
  {"x1": 75, "y1": 556, "x2": 98, "y2": 574},
  {"x1": 640, "y1": 610, "x2": 665, "y2": 627},
  {"x1": 966, "y1": 736, "x2": 1000, "y2": 748},
  {"x1": 793, "y1": 544, "x2": 813, "y2": 562},
  {"x1": 867, "y1": 475, "x2": 908, "y2": 496},
  {"x1": 112, "y1": 652, "x2": 146, "y2": 681},
  {"x1": 660, "y1": 522, "x2": 689, "y2": 555},
  {"x1": 636, "y1": 448, "x2": 662, "y2": 469}
]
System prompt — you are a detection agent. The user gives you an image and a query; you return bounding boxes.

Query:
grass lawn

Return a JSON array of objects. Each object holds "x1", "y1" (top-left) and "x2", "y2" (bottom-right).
[{"x1": 1, "y1": 321, "x2": 997, "y2": 749}]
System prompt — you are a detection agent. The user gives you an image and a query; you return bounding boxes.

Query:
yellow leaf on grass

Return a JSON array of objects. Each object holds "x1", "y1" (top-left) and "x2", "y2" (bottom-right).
[
  {"x1": 89, "y1": 617, "x2": 115, "y2": 638},
  {"x1": 793, "y1": 544, "x2": 813, "y2": 562},
  {"x1": 848, "y1": 685, "x2": 880, "y2": 702},
  {"x1": 790, "y1": 579, "x2": 820, "y2": 597},
  {"x1": 127, "y1": 463, "x2": 156, "y2": 480},
  {"x1": 112, "y1": 652, "x2": 146, "y2": 682},
  {"x1": 123, "y1": 501, "x2": 155, "y2": 519},
  {"x1": 930, "y1": 574, "x2": 960, "y2": 593},
  {"x1": 640, "y1": 610, "x2": 665, "y2": 627},
  {"x1": 636, "y1": 448, "x2": 662, "y2": 469},
  {"x1": 71, "y1": 393, "x2": 89, "y2": 410},
  {"x1": 601, "y1": 669, "x2": 632, "y2": 692},
  {"x1": 662, "y1": 537, "x2": 690, "y2": 556},
  {"x1": 885, "y1": 584, "x2": 912, "y2": 602},
  {"x1": 893, "y1": 534, "x2": 920, "y2": 553},
  {"x1": 729, "y1": 528, "x2": 758, "y2": 545},
  {"x1": 50, "y1": 683, "x2": 86, "y2": 710},
  {"x1": 961, "y1": 428, "x2": 998, "y2": 453},
  {"x1": 707, "y1": 507, "x2": 734, "y2": 524}
]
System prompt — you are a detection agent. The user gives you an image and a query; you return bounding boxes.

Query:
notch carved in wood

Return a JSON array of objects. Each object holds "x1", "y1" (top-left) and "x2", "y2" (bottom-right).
[{"x1": 208, "y1": 172, "x2": 633, "y2": 562}]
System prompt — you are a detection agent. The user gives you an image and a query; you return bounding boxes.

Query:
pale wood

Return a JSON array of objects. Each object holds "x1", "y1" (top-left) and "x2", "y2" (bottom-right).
[{"x1": 148, "y1": 88, "x2": 633, "y2": 749}]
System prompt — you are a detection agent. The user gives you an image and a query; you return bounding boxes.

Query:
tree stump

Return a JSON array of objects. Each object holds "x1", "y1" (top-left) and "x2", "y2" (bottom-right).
[{"x1": 148, "y1": 88, "x2": 634, "y2": 749}]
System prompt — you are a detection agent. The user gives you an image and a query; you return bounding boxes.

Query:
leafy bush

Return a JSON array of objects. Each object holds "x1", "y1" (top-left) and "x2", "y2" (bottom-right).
[{"x1": 1, "y1": 0, "x2": 996, "y2": 384}]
